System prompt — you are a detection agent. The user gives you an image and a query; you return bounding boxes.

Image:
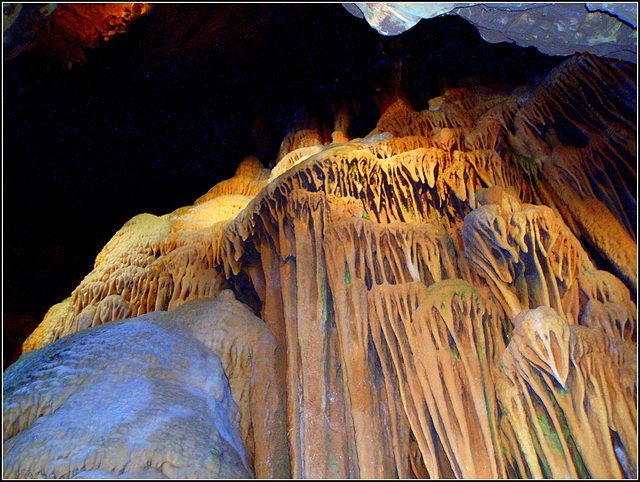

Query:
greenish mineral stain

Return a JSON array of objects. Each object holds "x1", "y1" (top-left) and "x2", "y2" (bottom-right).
[
  {"x1": 557, "y1": 405, "x2": 590, "y2": 477},
  {"x1": 345, "y1": 265, "x2": 351, "y2": 285},
  {"x1": 537, "y1": 413, "x2": 563, "y2": 453},
  {"x1": 322, "y1": 290, "x2": 328, "y2": 322},
  {"x1": 348, "y1": 161, "x2": 358, "y2": 180},
  {"x1": 448, "y1": 332, "x2": 461, "y2": 361},
  {"x1": 513, "y1": 151, "x2": 538, "y2": 176},
  {"x1": 402, "y1": 203, "x2": 416, "y2": 220},
  {"x1": 478, "y1": 342, "x2": 486, "y2": 364}
]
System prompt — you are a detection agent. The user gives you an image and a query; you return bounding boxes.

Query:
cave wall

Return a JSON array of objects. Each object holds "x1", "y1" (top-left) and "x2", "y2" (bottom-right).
[
  {"x1": 5, "y1": 50, "x2": 637, "y2": 478},
  {"x1": 3, "y1": 292, "x2": 258, "y2": 479}
]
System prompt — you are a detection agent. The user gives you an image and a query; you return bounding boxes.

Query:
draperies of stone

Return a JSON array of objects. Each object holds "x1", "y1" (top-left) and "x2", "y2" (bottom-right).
[{"x1": 12, "y1": 52, "x2": 637, "y2": 478}]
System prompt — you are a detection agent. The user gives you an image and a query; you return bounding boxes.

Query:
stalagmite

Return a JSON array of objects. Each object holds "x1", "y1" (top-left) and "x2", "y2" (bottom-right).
[
  {"x1": 194, "y1": 156, "x2": 270, "y2": 204},
  {"x1": 7, "y1": 52, "x2": 636, "y2": 479}
]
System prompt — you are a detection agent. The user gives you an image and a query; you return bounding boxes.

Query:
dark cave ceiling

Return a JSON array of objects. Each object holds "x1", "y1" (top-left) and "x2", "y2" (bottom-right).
[{"x1": 2, "y1": 3, "x2": 636, "y2": 365}]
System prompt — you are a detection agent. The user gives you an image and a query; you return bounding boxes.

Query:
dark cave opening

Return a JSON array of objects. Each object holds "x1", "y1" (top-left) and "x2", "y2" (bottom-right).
[{"x1": 227, "y1": 270, "x2": 263, "y2": 319}]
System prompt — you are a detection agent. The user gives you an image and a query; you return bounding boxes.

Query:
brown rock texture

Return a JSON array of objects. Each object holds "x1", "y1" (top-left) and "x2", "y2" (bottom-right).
[
  {"x1": 9, "y1": 53, "x2": 637, "y2": 478},
  {"x1": 498, "y1": 306, "x2": 637, "y2": 478}
]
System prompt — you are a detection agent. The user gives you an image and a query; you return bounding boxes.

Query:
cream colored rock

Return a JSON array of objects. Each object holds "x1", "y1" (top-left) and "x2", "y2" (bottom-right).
[
  {"x1": 169, "y1": 194, "x2": 253, "y2": 232},
  {"x1": 194, "y1": 156, "x2": 270, "y2": 205},
  {"x1": 269, "y1": 145, "x2": 323, "y2": 182},
  {"x1": 4, "y1": 294, "x2": 253, "y2": 479},
  {"x1": 22, "y1": 163, "x2": 264, "y2": 352}
]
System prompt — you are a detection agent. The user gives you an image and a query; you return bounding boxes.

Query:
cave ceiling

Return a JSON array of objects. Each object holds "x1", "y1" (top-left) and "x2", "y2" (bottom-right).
[
  {"x1": 344, "y1": 3, "x2": 638, "y2": 62},
  {"x1": 4, "y1": 3, "x2": 637, "y2": 66}
]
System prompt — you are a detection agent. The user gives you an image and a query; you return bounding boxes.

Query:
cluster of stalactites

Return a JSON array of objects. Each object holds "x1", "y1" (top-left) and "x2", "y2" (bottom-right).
[
  {"x1": 19, "y1": 53, "x2": 637, "y2": 479},
  {"x1": 499, "y1": 306, "x2": 637, "y2": 478},
  {"x1": 214, "y1": 58, "x2": 635, "y2": 477},
  {"x1": 229, "y1": 98, "x2": 535, "y2": 236},
  {"x1": 218, "y1": 178, "x2": 636, "y2": 477},
  {"x1": 507, "y1": 53, "x2": 637, "y2": 292},
  {"x1": 22, "y1": 158, "x2": 269, "y2": 352}
]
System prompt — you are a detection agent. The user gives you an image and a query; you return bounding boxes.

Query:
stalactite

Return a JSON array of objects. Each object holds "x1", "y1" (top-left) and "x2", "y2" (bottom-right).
[
  {"x1": 497, "y1": 306, "x2": 637, "y2": 478},
  {"x1": 462, "y1": 185, "x2": 594, "y2": 322},
  {"x1": 11, "y1": 53, "x2": 636, "y2": 479},
  {"x1": 369, "y1": 279, "x2": 511, "y2": 478},
  {"x1": 507, "y1": 53, "x2": 637, "y2": 294}
]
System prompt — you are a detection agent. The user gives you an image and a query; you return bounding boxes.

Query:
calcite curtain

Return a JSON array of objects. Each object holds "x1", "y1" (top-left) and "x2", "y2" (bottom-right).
[{"x1": 5, "y1": 52, "x2": 637, "y2": 478}]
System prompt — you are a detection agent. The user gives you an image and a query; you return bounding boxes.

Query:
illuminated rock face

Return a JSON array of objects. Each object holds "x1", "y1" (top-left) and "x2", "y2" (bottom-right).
[
  {"x1": 7, "y1": 53, "x2": 637, "y2": 478},
  {"x1": 3, "y1": 292, "x2": 253, "y2": 479},
  {"x1": 344, "y1": 3, "x2": 638, "y2": 63},
  {"x1": 3, "y1": 3, "x2": 153, "y2": 64}
]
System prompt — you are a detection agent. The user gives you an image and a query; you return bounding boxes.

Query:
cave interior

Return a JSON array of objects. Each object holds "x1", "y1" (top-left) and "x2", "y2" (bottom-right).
[{"x1": 2, "y1": 2, "x2": 638, "y2": 480}]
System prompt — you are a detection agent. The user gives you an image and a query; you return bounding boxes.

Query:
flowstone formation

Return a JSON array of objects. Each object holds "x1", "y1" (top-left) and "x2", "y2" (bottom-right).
[
  {"x1": 4, "y1": 292, "x2": 256, "y2": 479},
  {"x1": 7, "y1": 53, "x2": 637, "y2": 478}
]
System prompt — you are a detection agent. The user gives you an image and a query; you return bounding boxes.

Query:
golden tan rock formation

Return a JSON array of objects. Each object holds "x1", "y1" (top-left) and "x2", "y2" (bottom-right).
[
  {"x1": 498, "y1": 306, "x2": 637, "y2": 478},
  {"x1": 9, "y1": 53, "x2": 637, "y2": 478},
  {"x1": 508, "y1": 54, "x2": 637, "y2": 291},
  {"x1": 194, "y1": 155, "x2": 270, "y2": 205},
  {"x1": 578, "y1": 270, "x2": 637, "y2": 343},
  {"x1": 276, "y1": 108, "x2": 329, "y2": 163},
  {"x1": 22, "y1": 159, "x2": 267, "y2": 353},
  {"x1": 462, "y1": 185, "x2": 594, "y2": 322},
  {"x1": 368, "y1": 280, "x2": 511, "y2": 478}
]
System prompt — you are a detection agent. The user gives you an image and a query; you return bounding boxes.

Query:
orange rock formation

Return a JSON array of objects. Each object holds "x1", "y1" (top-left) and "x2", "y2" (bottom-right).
[{"x1": 8, "y1": 53, "x2": 637, "y2": 478}]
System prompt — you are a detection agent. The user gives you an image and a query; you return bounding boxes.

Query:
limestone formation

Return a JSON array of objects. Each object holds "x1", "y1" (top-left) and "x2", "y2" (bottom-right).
[
  {"x1": 22, "y1": 158, "x2": 269, "y2": 353},
  {"x1": 498, "y1": 306, "x2": 637, "y2": 478},
  {"x1": 368, "y1": 280, "x2": 511, "y2": 478},
  {"x1": 512, "y1": 54, "x2": 637, "y2": 290},
  {"x1": 3, "y1": 3, "x2": 154, "y2": 65},
  {"x1": 462, "y1": 185, "x2": 594, "y2": 322},
  {"x1": 8, "y1": 53, "x2": 637, "y2": 478},
  {"x1": 578, "y1": 270, "x2": 637, "y2": 343},
  {"x1": 4, "y1": 293, "x2": 253, "y2": 479},
  {"x1": 344, "y1": 3, "x2": 637, "y2": 63}
]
